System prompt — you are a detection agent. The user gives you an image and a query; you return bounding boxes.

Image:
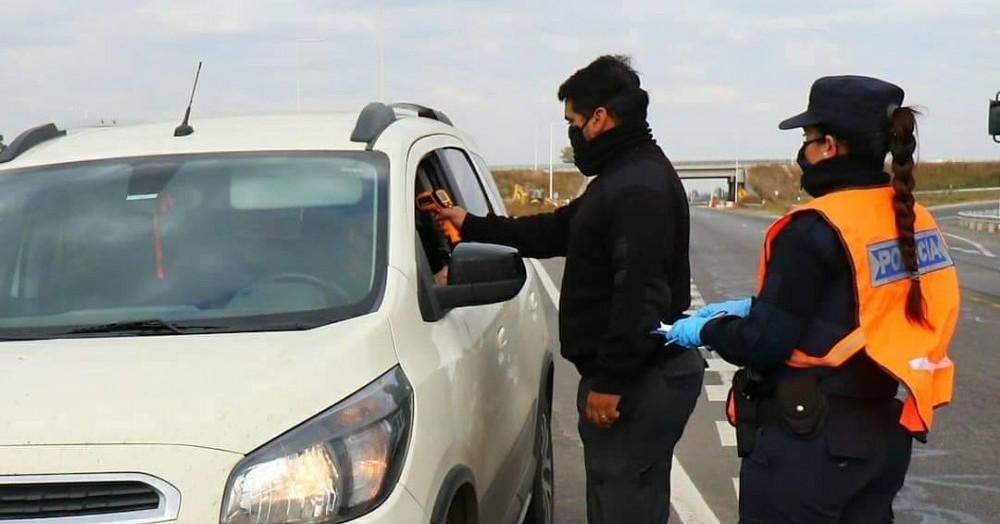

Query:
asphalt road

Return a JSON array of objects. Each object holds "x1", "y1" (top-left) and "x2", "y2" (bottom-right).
[{"x1": 534, "y1": 201, "x2": 999, "y2": 523}]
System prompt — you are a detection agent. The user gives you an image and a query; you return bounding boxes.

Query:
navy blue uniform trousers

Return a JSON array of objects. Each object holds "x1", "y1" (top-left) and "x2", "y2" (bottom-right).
[{"x1": 739, "y1": 399, "x2": 913, "y2": 524}]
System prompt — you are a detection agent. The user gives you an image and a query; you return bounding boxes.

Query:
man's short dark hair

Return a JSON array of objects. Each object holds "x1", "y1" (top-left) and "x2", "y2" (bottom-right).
[{"x1": 558, "y1": 55, "x2": 649, "y2": 124}]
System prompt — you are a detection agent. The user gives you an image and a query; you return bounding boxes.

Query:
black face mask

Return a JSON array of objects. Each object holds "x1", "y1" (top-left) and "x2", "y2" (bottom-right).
[
  {"x1": 568, "y1": 116, "x2": 594, "y2": 174},
  {"x1": 796, "y1": 142, "x2": 811, "y2": 173}
]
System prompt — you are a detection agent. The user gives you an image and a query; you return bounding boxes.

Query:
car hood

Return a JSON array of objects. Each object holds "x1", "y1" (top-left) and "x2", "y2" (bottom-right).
[{"x1": 0, "y1": 314, "x2": 399, "y2": 454}]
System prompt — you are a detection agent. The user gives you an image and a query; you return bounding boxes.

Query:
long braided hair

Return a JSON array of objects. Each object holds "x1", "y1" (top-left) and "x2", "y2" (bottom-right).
[
  {"x1": 819, "y1": 106, "x2": 928, "y2": 326},
  {"x1": 888, "y1": 107, "x2": 929, "y2": 327}
]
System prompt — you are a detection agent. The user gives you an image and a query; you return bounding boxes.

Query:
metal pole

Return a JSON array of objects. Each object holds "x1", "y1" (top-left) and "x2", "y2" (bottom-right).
[
  {"x1": 377, "y1": 0, "x2": 385, "y2": 101},
  {"x1": 295, "y1": 41, "x2": 301, "y2": 112},
  {"x1": 533, "y1": 122, "x2": 539, "y2": 171},
  {"x1": 548, "y1": 123, "x2": 555, "y2": 199}
]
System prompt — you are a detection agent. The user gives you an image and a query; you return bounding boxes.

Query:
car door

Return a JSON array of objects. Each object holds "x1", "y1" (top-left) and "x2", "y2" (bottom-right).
[
  {"x1": 437, "y1": 147, "x2": 545, "y2": 522},
  {"x1": 407, "y1": 135, "x2": 511, "y2": 516}
]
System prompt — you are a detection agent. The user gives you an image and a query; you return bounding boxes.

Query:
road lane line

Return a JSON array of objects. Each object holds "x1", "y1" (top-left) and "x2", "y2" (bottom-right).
[
  {"x1": 530, "y1": 259, "x2": 561, "y2": 305},
  {"x1": 529, "y1": 259, "x2": 724, "y2": 524},
  {"x1": 944, "y1": 233, "x2": 996, "y2": 258},
  {"x1": 672, "y1": 457, "x2": 724, "y2": 524},
  {"x1": 716, "y1": 421, "x2": 737, "y2": 447},
  {"x1": 707, "y1": 358, "x2": 739, "y2": 373},
  {"x1": 705, "y1": 384, "x2": 729, "y2": 402}
]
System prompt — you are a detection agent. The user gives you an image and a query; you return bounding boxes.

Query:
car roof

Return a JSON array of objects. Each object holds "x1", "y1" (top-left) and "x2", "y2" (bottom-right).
[{"x1": 0, "y1": 110, "x2": 468, "y2": 169}]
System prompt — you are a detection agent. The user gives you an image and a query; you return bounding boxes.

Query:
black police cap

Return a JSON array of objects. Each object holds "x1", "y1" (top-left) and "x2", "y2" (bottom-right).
[{"x1": 779, "y1": 75, "x2": 904, "y2": 134}]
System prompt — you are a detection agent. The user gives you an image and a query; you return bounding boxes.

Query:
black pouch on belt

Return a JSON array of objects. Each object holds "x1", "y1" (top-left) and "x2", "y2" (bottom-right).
[
  {"x1": 728, "y1": 368, "x2": 764, "y2": 458},
  {"x1": 776, "y1": 373, "x2": 828, "y2": 439}
]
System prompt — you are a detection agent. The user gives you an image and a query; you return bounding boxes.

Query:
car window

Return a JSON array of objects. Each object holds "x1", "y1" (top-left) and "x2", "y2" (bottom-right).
[
  {"x1": 0, "y1": 151, "x2": 389, "y2": 337},
  {"x1": 438, "y1": 148, "x2": 492, "y2": 217},
  {"x1": 470, "y1": 153, "x2": 508, "y2": 217}
]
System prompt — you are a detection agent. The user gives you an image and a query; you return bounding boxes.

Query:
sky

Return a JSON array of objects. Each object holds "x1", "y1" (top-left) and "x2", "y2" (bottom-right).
[{"x1": 2, "y1": 0, "x2": 998, "y2": 167}]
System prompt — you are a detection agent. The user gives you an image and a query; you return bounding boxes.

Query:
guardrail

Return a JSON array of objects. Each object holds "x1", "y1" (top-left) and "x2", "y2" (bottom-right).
[
  {"x1": 958, "y1": 210, "x2": 1000, "y2": 233},
  {"x1": 915, "y1": 186, "x2": 1000, "y2": 195}
]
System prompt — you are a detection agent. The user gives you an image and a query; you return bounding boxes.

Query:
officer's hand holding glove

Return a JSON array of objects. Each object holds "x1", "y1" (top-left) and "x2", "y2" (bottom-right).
[
  {"x1": 695, "y1": 297, "x2": 753, "y2": 318},
  {"x1": 667, "y1": 316, "x2": 711, "y2": 348}
]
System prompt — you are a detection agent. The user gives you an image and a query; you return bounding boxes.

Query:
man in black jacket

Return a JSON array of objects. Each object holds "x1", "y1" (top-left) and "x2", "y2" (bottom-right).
[{"x1": 437, "y1": 55, "x2": 703, "y2": 523}]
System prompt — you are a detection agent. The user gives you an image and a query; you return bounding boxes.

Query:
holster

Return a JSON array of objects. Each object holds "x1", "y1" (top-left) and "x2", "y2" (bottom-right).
[{"x1": 727, "y1": 367, "x2": 765, "y2": 458}]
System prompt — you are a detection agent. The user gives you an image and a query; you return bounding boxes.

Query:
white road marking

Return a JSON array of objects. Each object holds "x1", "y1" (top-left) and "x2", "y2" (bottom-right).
[
  {"x1": 707, "y1": 358, "x2": 740, "y2": 373},
  {"x1": 716, "y1": 421, "x2": 737, "y2": 447},
  {"x1": 692, "y1": 279, "x2": 742, "y2": 505},
  {"x1": 705, "y1": 384, "x2": 730, "y2": 402},
  {"x1": 529, "y1": 259, "x2": 561, "y2": 305},
  {"x1": 529, "y1": 260, "x2": 725, "y2": 524},
  {"x1": 672, "y1": 456, "x2": 724, "y2": 524},
  {"x1": 944, "y1": 233, "x2": 996, "y2": 258}
]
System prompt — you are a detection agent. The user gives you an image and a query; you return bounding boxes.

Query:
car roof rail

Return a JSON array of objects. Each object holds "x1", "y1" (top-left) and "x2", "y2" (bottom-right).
[
  {"x1": 350, "y1": 102, "x2": 398, "y2": 150},
  {"x1": 388, "y1": 102, "x2": 453, "y2": 126},
  {"x1": 0, "y1": 123, "x2": 67, "y2": 164},
  {"x1": 351, "y1": 102, "x2": 454, "y2": 150}
]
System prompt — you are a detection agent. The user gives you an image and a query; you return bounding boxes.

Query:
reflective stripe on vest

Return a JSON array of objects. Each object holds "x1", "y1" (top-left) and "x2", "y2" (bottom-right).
[{"x1": 757, "y1": 187, "x2": 960, "y2": 433}]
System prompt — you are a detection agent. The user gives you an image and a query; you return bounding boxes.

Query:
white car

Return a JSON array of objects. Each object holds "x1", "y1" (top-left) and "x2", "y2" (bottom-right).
[{"x1": 0, "y1": 103, "x2": 554, "y2": 524}]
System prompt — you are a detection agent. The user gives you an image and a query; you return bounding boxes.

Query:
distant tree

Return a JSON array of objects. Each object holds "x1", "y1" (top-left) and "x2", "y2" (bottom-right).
[
  {"x1": 0, "y1": 134, "x2": 6, "y2": 153},
  {"x1": 560, "y1": 146, "x2": 574, "y2": 164}
]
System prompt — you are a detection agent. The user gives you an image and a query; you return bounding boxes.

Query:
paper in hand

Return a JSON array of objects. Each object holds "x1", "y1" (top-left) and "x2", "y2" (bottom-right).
[{"x1": 651, "y1": 322, "x2": 674, "y2": 342}]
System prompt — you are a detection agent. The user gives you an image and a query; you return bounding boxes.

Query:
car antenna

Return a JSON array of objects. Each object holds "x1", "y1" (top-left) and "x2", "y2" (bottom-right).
[{"x1": 173, "y1": 61, "x2": 203, "y2": 137}]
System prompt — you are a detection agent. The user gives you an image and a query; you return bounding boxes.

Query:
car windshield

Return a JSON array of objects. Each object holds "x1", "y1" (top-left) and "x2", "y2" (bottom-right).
[{"x1": 0, "y1": 151, "x2": 387, "y2": 339}]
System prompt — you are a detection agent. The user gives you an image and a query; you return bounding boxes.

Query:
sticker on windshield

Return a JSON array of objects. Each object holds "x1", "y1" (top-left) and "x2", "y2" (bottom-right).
[{"x1": 126, "y1": 193, "x2": 159, "y2": 201}]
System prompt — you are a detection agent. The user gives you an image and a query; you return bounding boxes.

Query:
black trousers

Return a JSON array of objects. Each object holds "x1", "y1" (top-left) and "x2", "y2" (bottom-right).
[
  {"x1": 577, "y1": 352, "x2": 704, "y2": 524},
  {"x1": 739, "y1": 399, "x2": 913, "y2": 524}
]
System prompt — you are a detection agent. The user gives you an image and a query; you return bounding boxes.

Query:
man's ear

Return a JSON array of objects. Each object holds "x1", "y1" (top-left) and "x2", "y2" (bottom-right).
[{"x1": 591, "y1": 107, "x2": 619, "y2": 133}]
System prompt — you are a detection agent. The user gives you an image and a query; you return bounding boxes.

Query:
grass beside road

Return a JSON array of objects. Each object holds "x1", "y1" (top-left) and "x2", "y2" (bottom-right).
[
  {"x1": 743, "y1": 161, "x2": 1000, "y2": 214},
  {"x1": 490, "y1": 163, "x2": 998, "y2": 217},
  {"x1": 916, "y1": 190, "x2": 1000, "y2": 208},
  {"x1": 731, "y1": 191, "x2": 1000, "y2": 217},
  {"x1": 490, "y1": 169, "x2": 585, "y2": 216}
]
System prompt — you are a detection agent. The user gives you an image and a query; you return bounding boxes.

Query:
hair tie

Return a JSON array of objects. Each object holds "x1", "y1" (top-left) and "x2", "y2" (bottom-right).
[
  {"x1": 908, "y1": 271, "x2": 921, "y2": 281},
  {"x1": 887, "y1": 103, "x2": 900, "y2": 120}
]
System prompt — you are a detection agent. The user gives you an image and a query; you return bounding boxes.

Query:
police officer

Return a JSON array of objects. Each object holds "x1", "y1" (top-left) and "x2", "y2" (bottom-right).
[
  {"x1": 669, "y1": 75, "x2": 960, "y2": 523},
  {"x1": 438, "y1": 55, "x2": 703, "y2": 523}
]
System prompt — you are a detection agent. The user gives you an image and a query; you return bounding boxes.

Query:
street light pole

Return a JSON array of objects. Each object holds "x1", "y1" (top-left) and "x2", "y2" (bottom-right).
[
  {"x1": 533, "y1": 122, "x2": 539, "y2": 172},
  {"x1": 295, "y1": 42, "x2": 301, "y2": 112},
  {"x1": 548, "y1": 122, "x2": 558, "y2": 200},
  {"x1": 294, "y1": 37, "x2": 329, "y2": 112},
  {"x1": 376, "y1": 0, "x2": 385, "y2": 101}
]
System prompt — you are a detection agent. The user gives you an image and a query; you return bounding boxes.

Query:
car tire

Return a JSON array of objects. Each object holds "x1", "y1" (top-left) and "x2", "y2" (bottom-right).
[{"x1": 523, "y1": 386, "x2": 554, "y2": 524}]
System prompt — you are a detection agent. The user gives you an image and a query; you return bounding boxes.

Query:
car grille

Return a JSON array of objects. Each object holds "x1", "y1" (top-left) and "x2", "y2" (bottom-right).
[{"x1": 0, "y1": 481, "x2": 159, "y2": 521}]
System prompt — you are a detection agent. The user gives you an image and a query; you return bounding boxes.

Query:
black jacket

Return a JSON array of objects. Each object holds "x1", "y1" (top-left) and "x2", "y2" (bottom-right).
[
  {"x1": 462, "y1": 133, "x2": 693, "y2": 394},
  {"x1": 701, "y1": 157, "x2": 898, "y2": 399}
]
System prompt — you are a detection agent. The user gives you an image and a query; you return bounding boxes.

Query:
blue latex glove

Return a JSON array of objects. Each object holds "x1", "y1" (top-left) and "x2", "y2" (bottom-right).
[
  {"x1": 695, "y1": 297, "x2": 753, "y2": 318},
  {"x1": 667, "y1": 315, "x2": 711, "y2": 348}
]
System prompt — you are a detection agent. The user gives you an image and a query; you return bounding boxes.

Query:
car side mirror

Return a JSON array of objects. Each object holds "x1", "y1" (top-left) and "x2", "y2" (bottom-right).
[
  {"x1": 990, "y1": 93, "x2": 1000, "y2": 143},
  {"x1": 434, "y1": 243, "x2": 526, "y2": 309}
]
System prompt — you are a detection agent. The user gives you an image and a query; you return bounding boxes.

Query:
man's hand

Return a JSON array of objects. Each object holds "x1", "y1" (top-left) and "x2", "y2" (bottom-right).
[
  {"x1": 585, "y1": 390, "x2": 621, "y2": 429},
  {"x1": 436, "y1": 206, "x2": 468, "y2": 231}
]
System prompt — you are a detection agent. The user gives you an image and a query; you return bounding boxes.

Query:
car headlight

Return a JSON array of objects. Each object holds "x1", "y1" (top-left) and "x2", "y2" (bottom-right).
[{"x1": 221, "y1": 367, "x2": 413, "y2": 524}]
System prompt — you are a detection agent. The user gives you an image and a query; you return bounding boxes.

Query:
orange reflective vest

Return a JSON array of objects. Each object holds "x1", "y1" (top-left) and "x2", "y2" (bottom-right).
[{"x1": 756, "y1": 187, "x2": 959, "y2": 433}]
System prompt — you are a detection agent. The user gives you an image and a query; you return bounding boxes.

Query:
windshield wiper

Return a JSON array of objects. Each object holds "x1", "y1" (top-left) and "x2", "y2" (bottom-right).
[{"x1": 69, "y1": 319, "x2": 221, "y2": 336}]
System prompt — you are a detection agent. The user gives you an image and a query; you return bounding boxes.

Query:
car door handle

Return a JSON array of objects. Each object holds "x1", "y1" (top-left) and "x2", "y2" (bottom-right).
[{"x1": 496, "y1": 326, "x2": 508, "y2": 349}]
